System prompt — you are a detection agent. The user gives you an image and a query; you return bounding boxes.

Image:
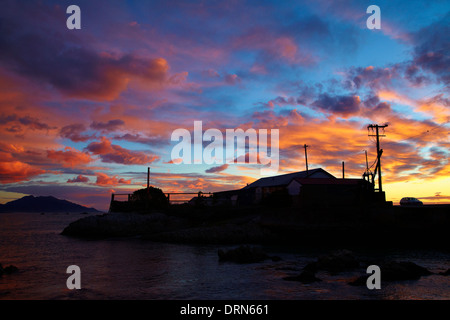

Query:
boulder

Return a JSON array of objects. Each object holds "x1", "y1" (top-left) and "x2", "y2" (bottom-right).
[
  {"x1": 4, "y1": 265, "x2": 19, "y2": 274},
  {"x1": 439, "y1": 268, "x2": 450, "y2": 276},
  {"x1": 381, "y1": 261, "x2": 432, "y2": 281},
  {"x1": 348, "y1": 260, "x2": 432, "y2": 285},
  {"x1": 0, "y1": 264, "x2": 19, "y2": 276}
]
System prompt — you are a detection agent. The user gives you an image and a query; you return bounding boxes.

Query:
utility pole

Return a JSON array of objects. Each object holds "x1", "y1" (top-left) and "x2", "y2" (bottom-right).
[
  {"x1": 147, "y1": 167, "x2": 150, "y2": 190},
  {"x1": 342, "y1": 161, "x2": 345, "y2": 179},
  {"x1": 303, "y1": 144, "x2": 309, "y2": 175},
  {"x1": 368, "y1": 124, "x2": 388, "y2": 192},
  {"x1": 365, "y1": 150, "x2": 369, "y2": 172}
]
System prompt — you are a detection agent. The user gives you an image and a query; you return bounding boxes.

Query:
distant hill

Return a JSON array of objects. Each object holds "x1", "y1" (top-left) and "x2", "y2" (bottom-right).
[{"x1": 0, "y1": 195, "x2": 102, "y2": 213}]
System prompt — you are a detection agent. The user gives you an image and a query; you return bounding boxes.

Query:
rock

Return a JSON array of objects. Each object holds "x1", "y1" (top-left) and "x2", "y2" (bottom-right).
[
  {"x1": 271, "y1": 256, "x2": 282, "y2": 262},
  {"x1": 218, "y1": 245, "x2": 272, "y2": 263},
  {"x1": 305, "y1": 250, "x2": 360, "y2": 273},
  {"x1": 61, "y1": 212, "x2": 183, "y2": 238},
  {"x1": 283, "y1": 270, "x2": 321, "y2": 284},
  {"x1": 439, "y1": 268, "x2": 450, "y2": 276},
  {"x1": 3, "y1": 265, "x2": 18, "y2": 274},
  {"x1": 381, "y1": 261, "x2": 432, "y2": 281},
  {"x1": 0, "y1": 264, "x2": 19, "y2": 276},
  {"x1": 149, "y1": 221, "x2": 275, "y2": 245},
  {"x1": 348, "y1": 275, "x2": 369, "y2": 286},
  {"x1": 348, "y1": 260, "x2": 432, "y2": 285}
]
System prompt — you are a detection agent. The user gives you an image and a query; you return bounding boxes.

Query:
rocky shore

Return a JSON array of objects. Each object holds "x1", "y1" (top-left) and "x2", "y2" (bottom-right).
[
  {"x1": 61, "y1": 205, "x2": 450, "y2": 247},
  {"x1": 61, "y1": 212, "x2": 188, "y2": 238},
  {"x1": 0, "y1": 264, "x2": 19, "y2": 277},
  {"x1": 62, "y1": 210, "x2": 279, "y2": 243}
]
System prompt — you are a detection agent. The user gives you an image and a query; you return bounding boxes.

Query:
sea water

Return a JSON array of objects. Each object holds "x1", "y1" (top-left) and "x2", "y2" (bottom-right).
[{"x1": 0, "y1": 212, "x2": 449, "y2": 300}]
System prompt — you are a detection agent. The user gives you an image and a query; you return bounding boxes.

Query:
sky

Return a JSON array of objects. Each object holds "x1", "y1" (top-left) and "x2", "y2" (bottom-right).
[{"x1": 0, "y1": 0, "x2": 448, "y2": 211}]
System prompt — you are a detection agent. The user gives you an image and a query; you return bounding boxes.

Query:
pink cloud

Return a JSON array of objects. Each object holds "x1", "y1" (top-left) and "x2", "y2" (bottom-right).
[
  {"x1": 225, "y1": 74, "x2": 241, "y2": 85},
  {"x1": 47, "y1": 147, "x2": 92, "y2": 168},
  {"x1": 85, "y1": 137, "x2": 159, "y2": 165},
  {"x1": 67, "y1": 175, "x2": 90, "y2": 183},
  {"x1": 95, "y1": 172, "x2": 132, "y2": 186}
]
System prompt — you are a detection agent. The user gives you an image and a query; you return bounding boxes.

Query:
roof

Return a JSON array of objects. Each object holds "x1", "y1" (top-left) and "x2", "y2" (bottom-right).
[
  {"x1": 292, "y1": 178, "x2": 365, "y2": 186},
  {"x1": 242, "y1": 168, "x2": 335, "y2": 189}
]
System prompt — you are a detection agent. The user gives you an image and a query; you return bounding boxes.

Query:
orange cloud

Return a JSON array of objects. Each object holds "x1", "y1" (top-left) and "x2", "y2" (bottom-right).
[
  {"x1": 47, "y1": 147, "x2": 92, "y2": 168},
  {"x1": 95, "y1": 172, "x2": 132, "y2": 186},
  {"x1": 0, "y1": 161, "x2": 45, "y2": 183}
]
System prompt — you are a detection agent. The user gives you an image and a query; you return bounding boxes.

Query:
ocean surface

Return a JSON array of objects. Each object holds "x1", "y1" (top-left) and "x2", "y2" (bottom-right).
[{"x1": 0, "y1": 212, "x2": 449, "y2": 300}]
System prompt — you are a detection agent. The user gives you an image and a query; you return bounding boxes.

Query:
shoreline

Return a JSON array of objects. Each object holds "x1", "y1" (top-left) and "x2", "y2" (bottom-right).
[{"x1": 61, "y1": 204, "x2": 450, "y2": 248}]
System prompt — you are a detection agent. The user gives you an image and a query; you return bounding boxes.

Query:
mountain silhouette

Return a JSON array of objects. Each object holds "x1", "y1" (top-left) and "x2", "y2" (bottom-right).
[{"x1": 0, "y1": 195, "x2": 102, "y2": 213}]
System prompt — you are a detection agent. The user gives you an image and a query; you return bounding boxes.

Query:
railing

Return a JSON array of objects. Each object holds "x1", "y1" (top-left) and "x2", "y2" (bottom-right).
[{"x1": 110, "y1": 192, "x2": 213, "y2": 205}]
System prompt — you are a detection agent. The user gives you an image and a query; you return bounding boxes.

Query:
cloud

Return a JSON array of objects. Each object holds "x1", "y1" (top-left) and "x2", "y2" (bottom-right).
[
  {"x1": 112, "y1": 133, "x2": 166, "y2": 146},
  {"x1": 345, "y1": 66, "x2": 395, "y2": 90},
  {"x1": 233, "y1": 28, "x2": 315, "y2": 66},
  {"x1": 205, "y1": 164, "x2": 229, "y2": 173},
  {"x1": 312, "y1": 94, "x2": 361, "y2": 116},
  {"x1": 85, "y1": 137, "x2": 159, "y2": 165},
  {"x1": 67, "y1": 175, "x2": 90, "y2": 183},
  {"x1": 47, "y1": 147, "x2": 92, "y2": 167},
  {"x1": 0, "y1": 114, "x2": 56, "y2": 132},
  {"x1": 0, "y1": 2, "x2": 174, "y2": 101},
  {"x1": 225, "y1": 74, "x2": 241, "y2": 85},
  {"x1": 0, "y1": 161, "x2": 45, "y2": 183},
  {"x1": 91, "y1": 119, "x2": 125, "y2": 132},
  {"x1": 411, "y1": 13, "x2": 450, "y2": 85},
  {"x1": 202, "y1": 69, "x2": 220, "y2": 78},
  {"x1": 164, "y1": 158, "x2": 183, "y2": 164},
  {"x1": 60, "y1": 124, "x2": 95, "y2": 142},
  {"x1": 95, "y1": 172, "x2": 132, "y2": 186}
]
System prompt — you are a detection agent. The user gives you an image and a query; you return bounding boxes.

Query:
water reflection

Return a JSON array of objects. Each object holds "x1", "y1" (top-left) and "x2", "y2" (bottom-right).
[{"x1": 0, "y1": 213, "x2": 449, "y2": 300}]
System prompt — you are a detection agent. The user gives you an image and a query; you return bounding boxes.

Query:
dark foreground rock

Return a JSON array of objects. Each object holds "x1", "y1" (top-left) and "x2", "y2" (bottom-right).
[
  {"x1": 283, "y1": 250, "x2": 358, "y2": 284},
  {"x1": 62, "y1": 212, "x2": 187, "y2": 238},
  {"x1": 305, "y1": 249, "x2": 360, "y2": 273},
  {"x1": 0, "y1": 264, "x2": 19, "y2": 276},
  {"x1": 283, "y1": 270, "x2": 322, "y2": 284},
  {"x1": 147, "y1": 221, "x2": 276, "y2": 244},
  {"x1": 218, "y1": 245, "x2": 281, "y2": 263},
  {"x1": 349, "y1": 261, "x2": 432, "y2": 286},
  {"x1": 439, "y1": 268, "x2": 450, "y2": 276}
]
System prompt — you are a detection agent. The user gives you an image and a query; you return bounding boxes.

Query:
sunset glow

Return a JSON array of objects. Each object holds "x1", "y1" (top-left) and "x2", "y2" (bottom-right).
[{"x1": 0, "y1": 0, "x2": 448, "y2": 211}]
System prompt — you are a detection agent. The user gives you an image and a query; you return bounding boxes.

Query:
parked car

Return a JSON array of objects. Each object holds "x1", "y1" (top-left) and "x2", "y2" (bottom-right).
[{"x1": 400, "y1": 197, "x2": 423, "y2": 206}]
